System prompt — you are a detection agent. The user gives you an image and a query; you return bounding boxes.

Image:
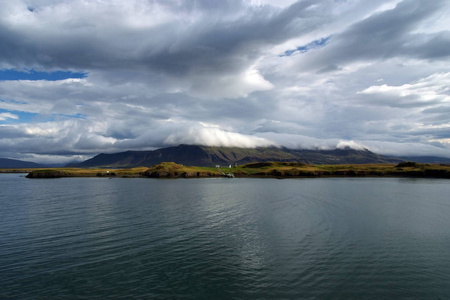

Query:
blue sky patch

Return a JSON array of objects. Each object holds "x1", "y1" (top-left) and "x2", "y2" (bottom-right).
[
  {"x1": 0, "y1": 109, "x2": 37, "y2": 124},
  {"x1": 0, "y1": 69, "x2": 87, "y2": 81},
  {"x1": 281, "y1": 36, "x2": 331, "y2": 57},
  {"x1": 0, "y1": 108, "x2": 86, "y2": 124}
]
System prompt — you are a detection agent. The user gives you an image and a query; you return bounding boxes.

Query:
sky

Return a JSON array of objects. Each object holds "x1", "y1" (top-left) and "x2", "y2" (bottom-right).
[{"x1": 0, "y1": 0, "x2": 449, "y2": 164}]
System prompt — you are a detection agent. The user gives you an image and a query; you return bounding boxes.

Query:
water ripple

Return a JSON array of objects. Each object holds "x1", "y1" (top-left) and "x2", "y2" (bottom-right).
[{"x1": 1, "y1": 176, "x2": 450, "y2": 298}]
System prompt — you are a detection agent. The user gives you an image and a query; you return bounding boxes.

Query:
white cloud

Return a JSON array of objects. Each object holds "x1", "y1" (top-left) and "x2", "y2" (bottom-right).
[
  {"x1": 247, "y1": 0, "x2": 298, "y2": 8},
  {"x1": 336, "y1": 140, "x2": 366, "y2": 150},
  {"x1": 428, "y1": 138, "x2": 450, "y2": 145},
  {"x1": 164, "y1": 123, "x2": 275, "y2": 148},
  {"x1": 359, "y1": 72, "x2": 450, "y2": 104},
  {"x1": 0, "y1": 112, "x2": 19, "y2": 121},
  {"x1": 24, "y1": 153, "x2": 90, "y2": 165},
  {"x1": 188, "y1": 65, "x2": 274, "y2": 99},
  {"x1": 361, "y1": 140, "x2": 450, "y2": 158}
]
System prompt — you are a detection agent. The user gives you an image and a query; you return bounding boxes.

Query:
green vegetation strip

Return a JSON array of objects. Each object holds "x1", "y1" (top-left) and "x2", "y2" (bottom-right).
[{"x1": 21, "y1": 161, "x2": 450, "y2": 179}]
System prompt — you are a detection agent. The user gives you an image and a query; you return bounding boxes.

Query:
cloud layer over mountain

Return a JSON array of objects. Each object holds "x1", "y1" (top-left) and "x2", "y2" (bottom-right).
[{"x1": 0, "y1": 0, "x2": 449, "y2": 163}]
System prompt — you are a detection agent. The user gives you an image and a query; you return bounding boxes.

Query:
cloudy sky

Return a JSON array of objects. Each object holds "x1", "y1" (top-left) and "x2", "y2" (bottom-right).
[{"x1": 0, "y1": 0, "x2": 449, "y2": 163}]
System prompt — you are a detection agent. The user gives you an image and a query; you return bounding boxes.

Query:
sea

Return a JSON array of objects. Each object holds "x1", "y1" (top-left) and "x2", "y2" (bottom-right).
[{"x1": 1, "y1": 174, "x2": 450, "y2": 299}]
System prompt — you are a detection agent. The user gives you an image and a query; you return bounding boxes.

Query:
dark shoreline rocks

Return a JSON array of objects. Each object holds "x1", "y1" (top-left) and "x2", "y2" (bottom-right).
[{"x1": 26, "y1": 170, "x2": 67, "y2": 178}]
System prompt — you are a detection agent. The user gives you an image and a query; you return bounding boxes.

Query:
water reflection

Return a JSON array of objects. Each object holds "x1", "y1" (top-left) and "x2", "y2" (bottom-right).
[{"x1": 1, "y1": 176, "x2": 450, "y2": 299}]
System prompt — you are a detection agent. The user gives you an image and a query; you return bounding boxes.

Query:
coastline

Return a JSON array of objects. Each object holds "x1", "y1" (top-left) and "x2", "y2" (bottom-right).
[{"x1": 15, "y1": 161, "x2": 450, "y2": 179}]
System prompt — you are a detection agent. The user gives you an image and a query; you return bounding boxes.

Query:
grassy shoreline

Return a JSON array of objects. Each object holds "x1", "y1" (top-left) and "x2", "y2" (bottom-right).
[{"x1": 10, "y1": 161, "x2": 450, "y2": 179}]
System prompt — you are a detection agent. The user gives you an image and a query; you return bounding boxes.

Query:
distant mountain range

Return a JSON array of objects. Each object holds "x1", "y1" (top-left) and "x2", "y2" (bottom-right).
[
  {"x1": 67, "y1": 144, "x2": 404, "y2": 168},
  {"x1": 2, "y1": 145, "x2": 449, "y2": 169},
  {"x1": 394, "y1": 156, "x2": 450, "y2": 164},
  {"x1": 0, "y1": 158, "x2": 44, "y2": 169}
]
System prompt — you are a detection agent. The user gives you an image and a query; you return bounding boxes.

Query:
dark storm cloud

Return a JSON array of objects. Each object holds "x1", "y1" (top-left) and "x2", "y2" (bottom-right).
[
  {"x1": 0, "y1": 125, "x2": 30, "y2": 138},
  {"x1": 295, "y1": 0, "x2": 449, "y2": 72},
  {"x1": 0, "y1": 0, "x2": 325, "y2": 75}
]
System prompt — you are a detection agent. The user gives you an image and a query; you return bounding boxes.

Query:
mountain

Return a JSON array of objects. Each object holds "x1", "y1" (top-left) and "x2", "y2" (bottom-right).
[
  {"x1": 394, "y1": 156, "x2": 450, "y2": 164},
  {"x1": 290, "y1": 148, "x2": 402, "y2": 165},
  {"x1": 0, "y1": 158, "x2": 44, "y2": 168},
  {"x1": 67, "y1": 144, "x2": 403, "y2": 168}
]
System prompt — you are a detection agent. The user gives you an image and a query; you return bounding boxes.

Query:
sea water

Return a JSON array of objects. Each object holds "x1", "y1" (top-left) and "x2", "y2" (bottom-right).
[{"x1": 1, "y1": 174, "x2": 450, "y2": 299}]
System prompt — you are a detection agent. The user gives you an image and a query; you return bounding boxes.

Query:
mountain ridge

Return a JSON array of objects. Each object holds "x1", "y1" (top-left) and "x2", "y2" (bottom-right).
[
  {"x1": 0, "y1": 158, "x2": 44, "y2": 168},
  {"x1": 392, "y1": 156, "x2": 450, "y2": 164},
  {"x1": 66, "y1": 144, "x2": 405, "y2": 168}
]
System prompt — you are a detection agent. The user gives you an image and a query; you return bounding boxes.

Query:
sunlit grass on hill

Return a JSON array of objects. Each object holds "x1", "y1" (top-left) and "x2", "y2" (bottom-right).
[{"x1": 19, "y1": 161, "x2": 450, "y2": 179}]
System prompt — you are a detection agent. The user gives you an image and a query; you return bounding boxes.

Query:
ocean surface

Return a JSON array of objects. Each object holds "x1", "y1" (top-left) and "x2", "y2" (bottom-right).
[{"x1": 1, "y1": 174, "x2": 450, "y2": 299}]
